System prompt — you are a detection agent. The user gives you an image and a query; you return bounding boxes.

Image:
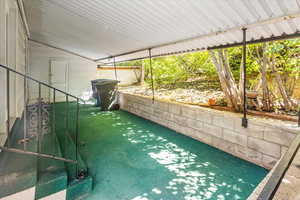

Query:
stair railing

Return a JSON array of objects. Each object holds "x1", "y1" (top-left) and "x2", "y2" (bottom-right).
[{"x1": 0, "y1": 64, "x2": 84, "y2": 179}]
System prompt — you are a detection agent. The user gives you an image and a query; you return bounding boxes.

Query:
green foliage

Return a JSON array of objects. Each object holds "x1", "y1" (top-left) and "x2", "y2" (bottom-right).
[
  {"x1": 266, "y1": 39, "x2": 300, "y2": 75},
  {"x1": 141, "y1": 52, "x2": 216, "y2": 87},
  {"x1": 121, "y1": 39, "x2": 299, "y2": 95},
  {"x1": 144, "y1": 57, "x2": 187, "y2": 86}
]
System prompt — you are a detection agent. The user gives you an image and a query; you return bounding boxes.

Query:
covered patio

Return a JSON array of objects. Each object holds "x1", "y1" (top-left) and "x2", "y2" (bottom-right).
[{"x1": 0, "y1": 0, "x2": 299, "y2": 199}]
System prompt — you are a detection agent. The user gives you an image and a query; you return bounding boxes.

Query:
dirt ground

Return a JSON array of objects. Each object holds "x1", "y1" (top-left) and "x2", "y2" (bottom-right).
[
  {"x1": 119, "y1": 85, "x2": 224, "y2": 105},
  {"x1": 119, "y1": 83, "x2": 299, "y2": 123}
]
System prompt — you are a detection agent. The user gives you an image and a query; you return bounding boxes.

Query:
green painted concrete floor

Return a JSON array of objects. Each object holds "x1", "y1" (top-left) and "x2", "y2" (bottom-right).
[
  {"x1": 78, "y1": 106, "x2": 268, "y2": 200},
  {"x1": 0, "y1": 118, "x2": 37, "y2": 198}
]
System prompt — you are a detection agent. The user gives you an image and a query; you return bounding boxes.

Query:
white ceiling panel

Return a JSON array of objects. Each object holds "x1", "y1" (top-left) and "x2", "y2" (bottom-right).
[{"x1": 24, "y1": 0, "x2": 300, "y2": 63}]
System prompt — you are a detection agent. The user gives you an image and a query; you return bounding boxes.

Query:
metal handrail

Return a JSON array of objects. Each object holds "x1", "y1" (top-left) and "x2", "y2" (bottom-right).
[
  {"x1": 0, "y1": 64, "x2": 84, "y2": 101},
  {"x1": 0, "y1": 146, "x2": 77, "y2": 163},
  {"x1": 1, "y1": 64, "x2": 82, "y2": 168},
  {"x1": 257, "y1": 133, "x2": 300, "y2": 199}
]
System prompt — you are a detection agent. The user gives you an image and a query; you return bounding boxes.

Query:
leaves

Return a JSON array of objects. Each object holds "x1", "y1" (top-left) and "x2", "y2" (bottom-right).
[{"x1": 121, "y1": 39, "x2": 300, "y2": 111}]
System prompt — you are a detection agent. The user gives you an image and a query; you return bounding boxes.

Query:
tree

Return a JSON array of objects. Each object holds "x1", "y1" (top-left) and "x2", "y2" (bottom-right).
[
  {"x1": 266, "y1": 40, "x2": 300, "y2": 111},
  {"x1": 252, "y1": 43, "x2": 272, "y2": 111},
  {"x1": 209, "y1": 49, "x2": 242, "y2": 111}
]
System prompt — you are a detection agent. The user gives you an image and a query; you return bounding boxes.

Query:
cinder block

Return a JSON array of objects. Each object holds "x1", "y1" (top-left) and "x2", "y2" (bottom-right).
[
  {"x1": 153, "y1": 101, "x2": 169, "y2": 112},
  {"x1": 186, "y1": 118, "x2": 203, "y2": 131},
  {"x1": 196, "y1": 111, "x2": 213, "y2": 124},
  {"x1": 167, "y1": 121, "x2": 178, "y2": 131},
  {"x1": 246, "y1": 148, "x2": 263, "y2": 165},
  {"x1": 132, "y1": 97, "x2": 142, "y2": 104},
  {"x1": 141, "y1": 112, "x2": 152, "y2": 120},
  {"x1": 223, "y1": 128, "x2": 247, "y2": 146},
  {"x1": 141, "y1": 105, "x2": 154, "y2": 114},
  {"x1": 193, "y1": 130, "x2": 212, "y2": 145},
  {"x1": 212, "y1": 114, "x2": 235, "y2": 130},
  {"x1": 172, "y1": 114, "x2": 188, "y2": 126},
  {"x1": 234, "y1": 120, "x2": 264, "y2": 139},
  {"x1": 160, "y1": 119, "x2": 170, "y2": 128},
  {"x1": 262, "y1": 154, "x2": 278, "y2": 169},
  {"x1": 169, "y1": 103, "x2": 181, "y2": 115},
  {"x1": 180, "y1": 127, "x2": 195, "y2": 138},
  {"x1": 127, "y1": 101, "x2": 133, "y2": 107},
  {"x1": 131, "y1": 103, "x2": 139, "y2": 109},
  {"x1": 264, "y1": 128, "x2": 296, "y2": 147},
  {"x1": 248, "y1": 137, "x2": 281, "y2": 158},
  {"x1": 151, "y1": 117, "x2": 161, "y2": 125},
  {"x1": 234, "y1": 145, "x2": 262, "y2": 165},
  {"x1": 141, "y1": 96, "x2": 152, "y2": 104},
  {"x1": 159, "y1": 111, "x2": 173, "y2": 121},
  {"x1": 211, "y1": 136, "x2": 235, "y2": 154},
  {"x1": 202, "y1": 123, "x2": 222, "y2": 138},
  {"x1": 181, "y1": 106, "x2": 198, "y2": 119}
]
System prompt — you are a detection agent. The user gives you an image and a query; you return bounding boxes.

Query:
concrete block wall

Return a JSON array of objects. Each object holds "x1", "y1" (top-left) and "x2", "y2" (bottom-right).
[{"x1": 120, "y1": 92, "x2": 299, "y2": 169}]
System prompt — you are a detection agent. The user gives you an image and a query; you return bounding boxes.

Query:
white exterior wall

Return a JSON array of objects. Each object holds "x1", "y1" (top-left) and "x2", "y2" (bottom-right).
[
  {"x1": 0, "y1": 0, "x2": 8, "y2": 135},
  {"x1": 28, "y1": 41, "x2": 97, "y2": 102},
  {"x1": 96, "y1": 67, "x2": 141, "y2": 85},
  {"x1": 0, "y1": 0, "x2": 27, "y2": 142}
]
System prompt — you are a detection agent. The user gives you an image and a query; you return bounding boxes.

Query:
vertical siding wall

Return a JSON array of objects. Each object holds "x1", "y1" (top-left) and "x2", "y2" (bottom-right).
[
  {"x1": 120, "y1": 93, "x2": 299, "y2": 169},
  {"x1": 0, "y1": 0, "x2": 27, "y2": 141},
  {"x1": 28, "y1": 41, "x2": 97, "y2": 102},
  {"x1": 0, "y1": 0, "x2": 7, "y2": 135}
]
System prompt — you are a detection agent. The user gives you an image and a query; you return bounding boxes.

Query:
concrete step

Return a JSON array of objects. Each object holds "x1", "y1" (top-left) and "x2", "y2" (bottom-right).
[
  {"x1": 54, "y1": 102, "x2": 93, "y2": 200},
  {"x1": 0, "y1": 118, "x2": 37, "y2": 199},
  {"x1": 35, "y1": 133, "x2": 68, "y2": 199}
]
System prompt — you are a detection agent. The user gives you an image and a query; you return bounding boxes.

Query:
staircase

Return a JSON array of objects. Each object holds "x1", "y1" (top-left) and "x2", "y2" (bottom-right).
[{"x1": 0, "y1": 64, "x2": 92, "y2": 200}]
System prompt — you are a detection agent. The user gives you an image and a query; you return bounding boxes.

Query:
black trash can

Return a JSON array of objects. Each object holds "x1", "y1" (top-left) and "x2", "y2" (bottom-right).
[{"x1": 91, "y1": 79, "x2": 119, "y2": 111}]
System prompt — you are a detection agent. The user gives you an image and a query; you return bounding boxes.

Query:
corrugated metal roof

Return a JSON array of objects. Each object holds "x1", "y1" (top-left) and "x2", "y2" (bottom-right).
[{"x1": 24, "y1": 0, "x2": 300, "y2": 63}]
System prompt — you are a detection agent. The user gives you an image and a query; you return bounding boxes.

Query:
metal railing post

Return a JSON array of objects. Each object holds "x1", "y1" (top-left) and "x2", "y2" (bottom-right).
[
  {"x1": 148, "y1": 48, "x2": 155, "y2": 103},
  {"x1": 52, "y1": 88, "x2": 56, "y2": 149},
  {"x1": 242, "y1": 28, "x2": 248, "y2": 128},
  {"x1": 0, "y1": 64, "x2": 80, "y2": 164},
  {"x1": 75, "y1": 98, "x2": 79, "y2": 178},
  {"x1": 52, "y1": 89, "x2": 56, "y2": 134},
  {"x1": 66, "y1": 95, "x2": 69, "y2": 134},
  {"x1": 23, "y1": 75, "x2": 27, "y2": 150},
  {"x1": 6, "y1": 69, "x2": 10, "y2": 147},
  {"x1": 38, "y1": 83, "x2": 42, "y2": 153},
  {"x1": 65, "y1": 95, "x2": 69, "y2": 161}
]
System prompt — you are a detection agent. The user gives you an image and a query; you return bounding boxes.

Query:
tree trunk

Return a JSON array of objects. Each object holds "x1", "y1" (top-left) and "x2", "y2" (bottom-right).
[
  {"x1": 209, "y1": 49, "x2": 241, "y2": 111},
  {"x1": 254, "y1": 44, "x2": 272, "y2": 111},
  {"x1": 261, "y1": 55, "x2": 271, "y2": 111},
  {"x1": 270, "y1": 57, "x2": 295, "y2": 111},
  {"x1": 239, "y1": 56, "x2": 244, "y2": 104}
]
